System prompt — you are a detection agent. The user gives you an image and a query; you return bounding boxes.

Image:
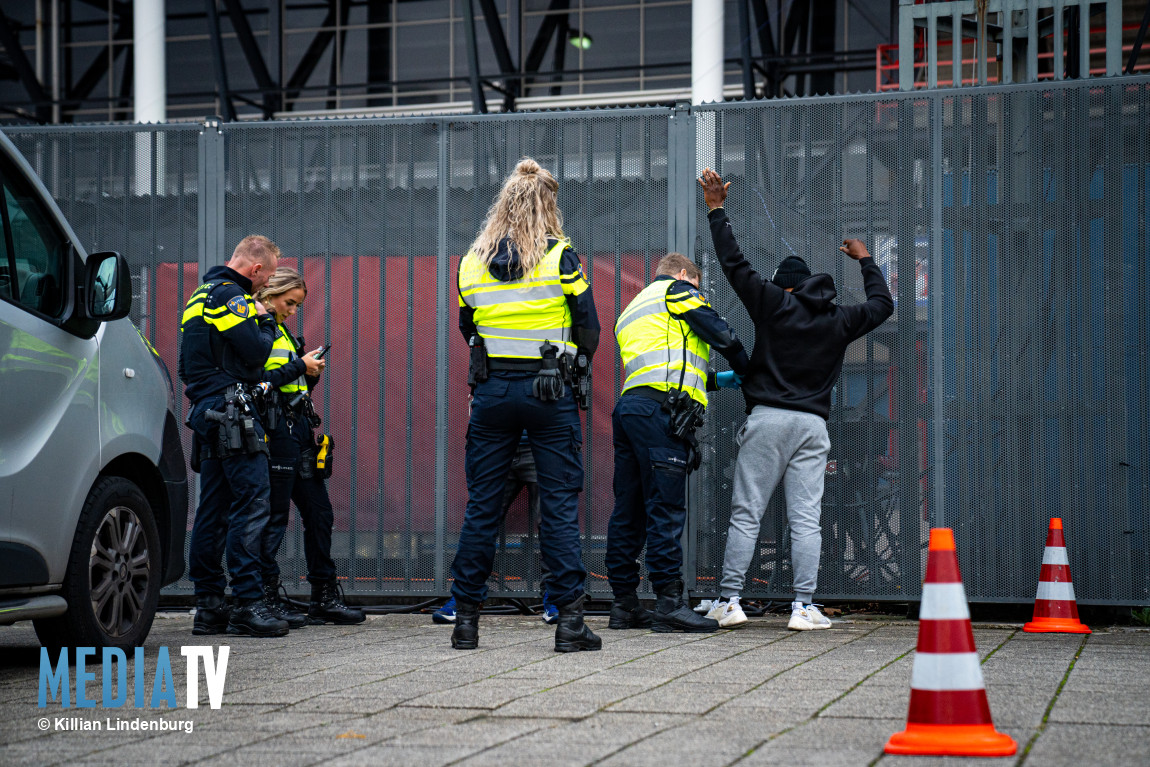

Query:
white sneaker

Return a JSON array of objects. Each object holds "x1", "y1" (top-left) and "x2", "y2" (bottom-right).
[
  {"x1": 694, "y1": 599, "x2": 716, "y2": 614},
  {"x1": 705, "y1": 599, "x2": 727, "y2": 620},
  {"x1": 788, "y1": 601, "x2": 832, "y2": 631},
  {"x1": 716, "y1": 600, "x2": 748, "y2": 628}
]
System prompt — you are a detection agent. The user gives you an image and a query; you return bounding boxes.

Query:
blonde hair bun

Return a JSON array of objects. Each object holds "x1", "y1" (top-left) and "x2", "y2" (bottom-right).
[
  {"x1": 468, "y1": 157, "x2": 564, "y2": 278},
  {"x1": 515, "y1": 158, "x2": 541, "y2": 176}
]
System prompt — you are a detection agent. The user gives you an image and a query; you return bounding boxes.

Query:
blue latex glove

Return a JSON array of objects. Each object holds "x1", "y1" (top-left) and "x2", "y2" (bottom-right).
[{"x1": 716, "y1": 371, "x2": 743, "y2": 389}]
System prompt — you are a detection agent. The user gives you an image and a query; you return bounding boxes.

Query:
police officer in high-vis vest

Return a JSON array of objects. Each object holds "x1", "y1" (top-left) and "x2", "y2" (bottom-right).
[
  {"x1": 255, "y1": 267, "x2": 365, "y2": 627},
  {"x1": 606, "y1": 252, "x2": 749, "y2": 633},
  {"x1": 179, "y1": 235, "x2": 288, "y2": 638},
  {"x1": 452, "y1": 158, "x2": 601, "y2": 653}
]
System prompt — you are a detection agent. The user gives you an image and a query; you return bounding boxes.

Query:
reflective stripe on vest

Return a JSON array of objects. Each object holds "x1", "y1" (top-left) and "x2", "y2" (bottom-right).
[
  {"x1": 458, "y1": 239, "x2": 574, "y2": 359},
  {"x1": 265, "y1": 323, "x2": 307, "y2": 393},
  {"x1": 615, "y1": 280, "x2": 711, "y2": 407},
  {"x1": 180, "y1": 279, "x2": 252, "y2": 334}
]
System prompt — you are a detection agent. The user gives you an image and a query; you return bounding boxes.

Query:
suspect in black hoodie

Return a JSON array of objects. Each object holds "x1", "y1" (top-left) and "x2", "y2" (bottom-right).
[
  {"x1": 697, "y1": 167, "x2": 893, "y2": 631},
  {"x1": 706, "y1": 210, "x2": 893, "y2": 420}
]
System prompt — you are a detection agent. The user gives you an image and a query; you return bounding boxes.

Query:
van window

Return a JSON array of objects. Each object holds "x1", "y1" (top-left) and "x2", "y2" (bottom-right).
[{"x1": 0, "y1": 157, "x2": 69, "y2": 319}]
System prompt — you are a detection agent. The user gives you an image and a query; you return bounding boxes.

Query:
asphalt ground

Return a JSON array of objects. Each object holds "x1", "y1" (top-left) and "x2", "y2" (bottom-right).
[{"x1": 1, "y1": 613, "x2": 1147, "y2": 767}]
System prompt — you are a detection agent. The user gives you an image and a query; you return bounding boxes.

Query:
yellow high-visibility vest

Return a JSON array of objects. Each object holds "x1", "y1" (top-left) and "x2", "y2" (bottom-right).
[
  {"x1": 458, "y1": 239, "x2": 575, "y2": 360},
  {"x1": 265, "y1": 323, "x2": 307, "y2": 394},
  {"x1": 615, "y1": 279, "x2": 711, "y2": 407}
]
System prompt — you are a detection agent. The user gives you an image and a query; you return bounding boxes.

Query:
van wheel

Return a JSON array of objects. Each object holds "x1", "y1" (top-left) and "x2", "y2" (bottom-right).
[{"x1": 34, "y1": 477, "x2": 162, "y2": 652}]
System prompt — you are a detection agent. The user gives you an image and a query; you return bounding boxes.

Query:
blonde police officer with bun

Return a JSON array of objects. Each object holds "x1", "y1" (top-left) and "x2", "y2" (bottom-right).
[{"x1": 450, "y1": 158, "x2": 601, "y2": 654}]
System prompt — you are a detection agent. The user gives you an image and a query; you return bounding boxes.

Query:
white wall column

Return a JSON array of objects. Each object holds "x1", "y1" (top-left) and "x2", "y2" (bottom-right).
[
  {"x1": 133, "y1": 0, "x2": 166, "y2": 123},
  {"x1": 133, "y1": 0, "x2": 166, "y2": 194},
  {"x1": 692, "y1": 0, "x2": 723, "y2": 179},
  {"x1": 691, "y1": 0, "x2": 724, "y2": 106}
]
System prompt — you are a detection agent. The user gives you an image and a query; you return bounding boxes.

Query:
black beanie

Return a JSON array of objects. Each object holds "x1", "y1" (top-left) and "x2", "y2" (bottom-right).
[{"x1": 771, "y1": 256, "x2": 811, "y2": 288}]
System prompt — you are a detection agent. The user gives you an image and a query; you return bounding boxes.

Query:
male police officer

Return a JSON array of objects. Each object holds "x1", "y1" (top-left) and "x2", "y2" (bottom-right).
[
  {"x1": 606, "y1": 253, "x2": 749, "y2": 632},
  {"x1": 179, "y1": 235, "x2": 287, "y2": 637}
]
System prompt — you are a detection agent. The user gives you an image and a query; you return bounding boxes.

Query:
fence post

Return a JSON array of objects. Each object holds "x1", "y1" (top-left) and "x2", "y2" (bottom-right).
[
  {"x1": 435, "y1": 121, "x2": 449, "y2": 593},
  {"x1": 197, "y1": 117, "x2": 226, "y2": 278},
  {"x1": 896, "y1": 97, "x2": 923, "y2": 596},
  {"x1": 667, "y1": 102, "x2": 702, "y2": 592},
  {"x1": 930, "y1": 91, "x2": 945, "y2": 530}
]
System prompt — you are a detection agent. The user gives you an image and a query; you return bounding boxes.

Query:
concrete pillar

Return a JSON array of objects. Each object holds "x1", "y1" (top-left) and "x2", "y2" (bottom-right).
[
  {"x1": 691, "y1": 0, "x2": 724, "y2": 106},
  {"x1": 133, "y1": 0, "x2": 166, "y2": 123},
  {"x1": 133, "y1": 0, "x2": 166, "y2": 194}
]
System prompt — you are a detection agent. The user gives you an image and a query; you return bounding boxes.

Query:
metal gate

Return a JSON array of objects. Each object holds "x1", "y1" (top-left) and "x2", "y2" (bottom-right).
[{"x1": 7, "y1": 74, "x2": 1148, "y2": 605}]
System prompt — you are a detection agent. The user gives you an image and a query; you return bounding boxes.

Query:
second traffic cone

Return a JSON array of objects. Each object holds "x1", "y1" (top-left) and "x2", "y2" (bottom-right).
[
  {"x1": 1023, "y1": 518, "x2": 1091, "y2": 634},
  {"x1": 885, "y1": 528, "x2": 1017, "y2": 757}
]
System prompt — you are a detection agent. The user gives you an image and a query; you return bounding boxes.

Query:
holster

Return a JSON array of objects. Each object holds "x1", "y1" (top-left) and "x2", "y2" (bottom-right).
[
  {"x1": 665, "y1": 393, "x2": 705, "y2": 472},
  {"x1": 252, "y1": 383, "x2": 279, "y2": 432},
  {"x1": 532, "y1": 343, "x2": 564, "y2": 401},
  {"x1": 313, "y1": 434, "x2": 334, "y2": 479},
  {"x1": 204, "y1": 386, "x2": 269, "y2": 459},
  {"x1": 190, "y1": 433, "x2": 203, "y2": 474},
  {"x1": 561, "y1": 351, "x2": 591, "y2": 410},
  {"x1": 468, "y1": 335, "x2": 488, "y2": 388}
]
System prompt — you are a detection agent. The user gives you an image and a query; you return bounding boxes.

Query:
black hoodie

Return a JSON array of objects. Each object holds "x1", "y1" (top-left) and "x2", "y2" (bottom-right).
[
  {"x1": 459, "y1": 236, "x2": 600, "y2": 357},
  {"x1": 708, "y1": 208, "x2": 894, "y2": 419}
]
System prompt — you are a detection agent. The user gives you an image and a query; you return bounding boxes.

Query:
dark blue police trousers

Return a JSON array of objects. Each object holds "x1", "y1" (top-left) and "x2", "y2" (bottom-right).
[
  {"x1": 451, "y1": 372, "x2": 587, "y2": 608},
  {"x1": 187, "y1": 393, "x2": 270, "y2": 601},
  {"x1": 260, "y1": 416, "x2": 337, "y2": 587},
  {"x1": 605, "y1": 392, "x2": 692, "y2": 595}
]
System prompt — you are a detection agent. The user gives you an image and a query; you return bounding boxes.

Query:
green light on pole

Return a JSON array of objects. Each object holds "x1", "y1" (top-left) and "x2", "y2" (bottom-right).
[{"x1": 568, "y1": 30, "x2": 593, "y2": 51}]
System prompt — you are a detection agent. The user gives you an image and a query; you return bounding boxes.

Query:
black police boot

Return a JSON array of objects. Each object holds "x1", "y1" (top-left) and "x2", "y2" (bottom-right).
[
  {"x1": 226, "y1": 598, "x2": 290, "y2": 637},
  {"x1": 263, "y1": 580, "x2": 308, "y2": 629},
  {"x1": 308, "y1": 581, "x2": 366, "y2": 625},
  {"x1": 192, "y1": 594, "x2": 231, "y2": 635},
  {"x1": 554, "y1": 595, "x2": 602, "y2": 653},
  {"x1": 608, "y1": 593, "x2": 653, "y2": 630},
  {"x1": 652, "y1": 580, "x2": 719, "y2": 633},
  {"x1": 451, "y1": 599, "x2": 481, "y2": 650}
]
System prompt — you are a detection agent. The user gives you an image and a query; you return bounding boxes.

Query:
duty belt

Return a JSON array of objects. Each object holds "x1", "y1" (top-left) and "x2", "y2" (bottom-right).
[
  {"x1": 487, "y1": 358, "x2": 544, "y2": 373},
  {"x1": 624, "y1": 385, "x2": 671, "y2": 405}
]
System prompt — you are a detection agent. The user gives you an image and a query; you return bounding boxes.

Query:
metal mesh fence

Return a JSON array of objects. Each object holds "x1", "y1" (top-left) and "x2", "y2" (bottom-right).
[
  {"x1": 6, "y1": 74, "x2": 1147, "y2": 606},
  {"x1": 932, "y1": 81, "x2": 1150, "y2": 603},
  {"x1": 444, "y1": 111, "x2": 670, "y2": 598},
  {"x1": 5, "y1": 123, "x2": 203, "y2": 551},
  {"x1": 690, "y1": 96, "x2": 933, "y2": 602}
]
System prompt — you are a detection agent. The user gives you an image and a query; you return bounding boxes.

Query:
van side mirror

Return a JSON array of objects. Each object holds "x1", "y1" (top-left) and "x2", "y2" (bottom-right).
[{"x1": 83, "y1": 251, "x2": 131, "y2": 321}]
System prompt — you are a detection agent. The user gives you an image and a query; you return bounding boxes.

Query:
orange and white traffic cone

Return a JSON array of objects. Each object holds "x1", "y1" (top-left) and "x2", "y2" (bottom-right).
[
  {"x1": 1023, "y1": 518, "x2": 1091, "y2": 634},
  {"x1": 885, "y1": 528, "x2": 1017, "y2": 757}
]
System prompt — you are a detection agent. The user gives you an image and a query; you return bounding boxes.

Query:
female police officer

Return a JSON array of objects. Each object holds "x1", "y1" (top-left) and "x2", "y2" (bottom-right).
[
  {"x1": 256, "y1": 268, "x2": 366, "y2": 627},
  {"x1": 452, "y1": 158, "x2": 600, "y2": 652}
]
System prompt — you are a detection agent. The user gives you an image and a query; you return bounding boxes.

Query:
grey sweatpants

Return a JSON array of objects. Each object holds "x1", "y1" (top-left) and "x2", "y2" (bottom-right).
[{"x1": 720, "y1": 405, "x2": 831, "y2": 604}]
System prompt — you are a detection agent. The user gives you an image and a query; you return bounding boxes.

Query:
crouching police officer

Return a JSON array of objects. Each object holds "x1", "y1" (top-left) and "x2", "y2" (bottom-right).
[
  {"x1": 606, "y1": 253, "x2": 749, "y2": 632},
  {"x1": 180, "y1": 235, "x2": 287, "y2": 637},
  {"x1": 255, "y1": 267, "x2": 365, "y2": 626},
  {"x1": 451, "y1": 157, "x2": 600, "y2": 653}
]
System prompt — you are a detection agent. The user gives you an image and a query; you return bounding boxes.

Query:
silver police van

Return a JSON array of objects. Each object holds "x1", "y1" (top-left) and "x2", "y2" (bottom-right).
[{"x1": 0, "y1": 129, "x2": 187, "y2": 651}]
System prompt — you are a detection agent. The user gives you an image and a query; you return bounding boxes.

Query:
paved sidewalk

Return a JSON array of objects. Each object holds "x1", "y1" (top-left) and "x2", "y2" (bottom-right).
[{"x1": 1, "y1": 613, "x2": 1147, "y2": 766}]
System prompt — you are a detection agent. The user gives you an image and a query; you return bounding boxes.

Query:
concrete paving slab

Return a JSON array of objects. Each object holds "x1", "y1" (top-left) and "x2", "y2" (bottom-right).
[
  {"x1": 1023, "y1": 722, "x2": 1150, "y2": 767},
  {"x1": 399, "y1": 678, "x2": 545, "y2": 710},
  {"x1": 488, "y1": 683, "x2": 644, "y2": 718},
  {"x1": 605, "y1": 680, "x2": 757, "y2": 714},
  {"x1": 1, "y1": 617, "x2": 1147, "y2": 766},
  {"x1": 319, "y1": 742, "x2": 483, "y2": 766},
  {"x1": 595, "y1": 722, "x2": 762, "y2": 767},
  {"x1": 1047, "y1": 688, "x2": 1150, "y2": 726},
  {"x1": 737, "y1": 714, "x2": 905, "y2": 767}
]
